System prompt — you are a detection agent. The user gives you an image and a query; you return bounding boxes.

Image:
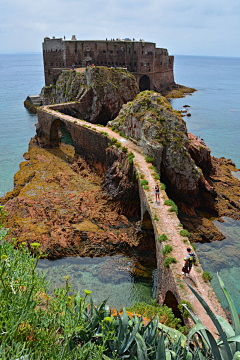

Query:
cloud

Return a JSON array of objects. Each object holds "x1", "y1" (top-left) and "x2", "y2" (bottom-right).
[{"x1": 0, "y1": 0, "x2": 239, "y2": 56}]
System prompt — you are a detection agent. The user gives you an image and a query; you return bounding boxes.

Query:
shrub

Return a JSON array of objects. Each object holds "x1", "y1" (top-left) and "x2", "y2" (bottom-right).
[
  {"x1": 191, "y1": 242, "x2": 196, "y2": 250},
  {"x1": 163, "y1": 257, "x2": 177, "y2": 268},
  {"x1": 140, "y1": 174, "x2": 145, "y2": 179},
  {"x1": 135, "y1": 171, "x2": 139, "y2": 180},
  {"x1": 154, "y1": 214, "x2": 159, "y2": 221},
  {"x1": 179, "y1": 223, "x2": 183, "y2": 227},
  {"x1": 202, "y1": 271, "x2": 213, "y2": 282},
  {"x1": 160, "y1": 183, "x2": 166, "y2": 190},
  {"x1": 122, "y1": 146, "x2": 128, "y2": 153},
  {"x1": 154, "y1": 174, "x2": 160, "y2": 180},
  {"x1": 128, "y1": 151, "x2": 135, "y2": 164},
  {"x1": 111, "y1": 126, "x2": 116, "y2": 131},
  {"x1": 158, "y1": 234, "x2": 168, "y2": 242},
  {"x1": 164, "y1": 199, "x2": 178, "y2": 215},
  {"x1": 118, "y1": 163, "x2": 122, "y2": 169},
  {"x1": 143, "y1": 185, "x2": 149, "y2": 190},
  {"x1": 126, "y1": 300, "x2": 186, "y2": 332},
  {"x1": 180, "y1": 229, "x2": 190, "y2": 237},
  {"x1": 73, "y1": 120, "x2": 77, "y2": 123},
  {"x1": 145, "y1": 155, "x2": 155, "y2": 164},
  {"x1": 140, "y1": 179, "x2": 148, "y2": 186},
  {"x1": 119, "y1": 131, "x2": 124, "y2": 137},
  {"x1": 162, "y1": 245, "x2": 173, "y2": 255}
]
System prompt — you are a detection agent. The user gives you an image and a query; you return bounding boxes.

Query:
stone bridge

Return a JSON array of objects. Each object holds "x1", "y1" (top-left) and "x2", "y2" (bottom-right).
[{"x1": 37, "y1": 104, "x2": 226, "y2": 332}]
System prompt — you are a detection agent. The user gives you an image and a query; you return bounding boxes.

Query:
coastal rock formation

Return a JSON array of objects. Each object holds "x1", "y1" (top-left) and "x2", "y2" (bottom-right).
[
  {"x1": 108, "y1": 91, "x2": 240, "y2": 243},
  {"x1": 40, "y1": 67, "x2": 139, "y2": 125},
  {"x1": 108, "y1": 91, "x2": 200, "y2": 200},
  {"x1": 0, "y1": 139, "x2": 155, "y2": 262}
]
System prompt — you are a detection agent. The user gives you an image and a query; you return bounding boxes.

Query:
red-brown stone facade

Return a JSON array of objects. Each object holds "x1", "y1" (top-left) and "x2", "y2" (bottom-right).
[{"x1": 42, "y1": 38, "x2": 175, "y2": 91}]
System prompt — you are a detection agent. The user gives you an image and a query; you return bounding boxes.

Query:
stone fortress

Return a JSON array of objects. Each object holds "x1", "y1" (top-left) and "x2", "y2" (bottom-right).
[{"x1": 42, "y1": 36, "x2": 175, "y2": 91}]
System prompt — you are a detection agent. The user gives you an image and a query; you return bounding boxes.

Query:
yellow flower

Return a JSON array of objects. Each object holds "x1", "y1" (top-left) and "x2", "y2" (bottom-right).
[
  {"x1": 104, "y1": 317, "x2": 113, "y2": 323},
  {"x1": 21, "y1": 242, "x2": 26, "y2": 246},
  {"x1": 31, "y1": 243, "x2": 40, "y2": 249},
  {"x1": 1, "y1": 255, "x2": 7, "y2": 261},
  {"x1": 84, "y1": 289, "x2": 92, "y2": 296}
]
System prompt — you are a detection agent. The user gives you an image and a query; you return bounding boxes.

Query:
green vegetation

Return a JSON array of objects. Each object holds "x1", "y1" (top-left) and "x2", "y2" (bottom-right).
[
  {"x1": 154, "y1": 214, "x2": 159, "y2": 221},
  {"x1": 128, "y1": 151, "x2": 135, "y2": 164},
  {"x1": 118, "y1": 163, "x2": 122, "y2": 169},
  {"x1": 140, "y1": 179, "x2": 148, "y2": 186},
  {"x1": 163, "y1": 256, "x2": 177, "y2": 268},
  {"x1": 162, "y1": 244, "x2": 173, "y2": 255},
  {"x1": 191, "y1": 242, "x2": 196, "y2": 250},
  {"x1": 160, "y1": 183, "x2": 166, "y2": 190},
  {"x1": 178, "y1": 300, "x2": 194, "y2": 319},
  {"x1": 143, "y1": 185, "x2": 149, "y2": 190},
  {"x1": 73, "y1": 120, "x2": 77, "y2": 123},
  {"x1": 145, "y1": 155, "x2": 155, "y2": 164},
  {"x1": 179, "y1": 229, "x2": 190, "y2": 237},
  {"x1": 158, "y1": 234, "x2": 168, "y2": 242},
  {"x1": 122, "y1": 146, "x2": 128, "y2": 153},
  {"x1": 202, "y1": 271, "x2": 213, "y2": 282},
  {"x1": 154, "y1": 173, "x2": 160, "y2": 180},
  {"x1": 135, "y1": 171, "x2": 139, "y2": 180},
  {"x1": 126, "y1": 300, "x2": 187, "y2": 333},
  {"x1": 164, "y1": 199, "x2": 178, "y2": 215}
]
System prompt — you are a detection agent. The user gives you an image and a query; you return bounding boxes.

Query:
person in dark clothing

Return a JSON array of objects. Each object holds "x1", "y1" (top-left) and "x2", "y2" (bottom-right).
[
  {"x1": 155, "y1": 184, "x2": 160, "y2": 203},
  {"x1": 182, "y1": 247, "x2": 196, "y2": 276}
]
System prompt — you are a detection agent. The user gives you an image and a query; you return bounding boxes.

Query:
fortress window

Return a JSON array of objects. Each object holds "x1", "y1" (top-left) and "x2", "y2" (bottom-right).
[
  {"x1": 148, "y1": 63, "x2": 149, "y2": 66},
  {"x1": 144, "y1": 62, "x2": 147, "y2": 66},
  {"x1": 51, "y1": 49, "x2": 52, "y2": 52},
  {"x1": 134, "y1": 51, "x2": 136, "y2": 54},
  {"x1": 56, "y1": 63, "x2": 58, "y2": 67},
  {"x1": 56, "y1": 49, "x2": 57, "y2": 52},
  {"x1": 145, "y1": 51, "x2": 147, "y2": 54},
  {"x1": 130, "y1": 62, "x2": 132, "y2": 66},
  {"x1": 108, "y1": 62, "x2": 110, "y2": 65},
  {"x1": 149, "y1": 69, "x2": 151, "y2": 72},
  {"x1": 116, "y1": 62, "x2": 118, "y2": 65},
  {"x1": 134, "y1": 62, "x2": 137, "y2": 66},
  {"x1": 110, "y1": 50, "x2": 113, "y2": 53},
  {"x1": 44, "y1": 62, "x2": 46, "y2": 66},
  {"x1": 141, "y1": 63, "x2": 143, "y2": 66},
  {"x1": 103, "y1": 50, "x2": 106, "y2": 53},
  {"x1": 129, "y1": 49, "x2": 131, "y2": 54},
  {"x1": 60, "y1": 63, "x2": 61, "y2": 67},
  {"x1": 161, "y1": 62, "x2": 162, "y2": 65},
  {"x1": 86, "y1": 47, "x2": 90, "y2": 51},
  {"x1": 51, "y1": 63, "x2": 53, "y2": 66},
  {"x1": 123, "y1": 62, "x2": 125, "y2": 66},
  {"x1": 142, "y1": 51, "x2": 143, "y2": 55}
]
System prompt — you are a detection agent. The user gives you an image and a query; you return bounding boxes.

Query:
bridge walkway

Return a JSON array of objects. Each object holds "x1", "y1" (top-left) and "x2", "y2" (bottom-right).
[{"x1": 39, "y1": 105, "x2": 227, "y2": 334}]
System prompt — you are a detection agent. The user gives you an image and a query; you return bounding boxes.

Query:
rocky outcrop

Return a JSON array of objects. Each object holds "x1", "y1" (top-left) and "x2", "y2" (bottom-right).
[
  {"x1": 40, "y1": 67, "x2": 139, "y2": 125},
  {"x1": 0, "y1": 140, "x2": 155, "y2": 261},
  {"x1": 108, "y1": 91, "x2": 200, "y2": 201}
]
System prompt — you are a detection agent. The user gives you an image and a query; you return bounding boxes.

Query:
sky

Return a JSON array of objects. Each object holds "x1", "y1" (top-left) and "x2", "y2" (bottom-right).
[{"x1": 0, "y1": 0, "x2": 240, "y2": 57}]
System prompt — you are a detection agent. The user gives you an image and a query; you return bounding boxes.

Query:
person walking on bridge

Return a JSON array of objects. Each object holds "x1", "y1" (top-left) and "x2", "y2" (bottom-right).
[
  {"x1": 182, "y1": 247, "x2": 196, "y2": 276},
  {"x1": 155, "y1": 184, "x2": 160, "y2": 203}
]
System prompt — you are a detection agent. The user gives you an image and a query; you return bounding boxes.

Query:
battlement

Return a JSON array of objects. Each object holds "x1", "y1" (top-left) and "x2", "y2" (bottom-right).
[{"x1": 42, "y1": 37, "x2": 175, "y2": 91}]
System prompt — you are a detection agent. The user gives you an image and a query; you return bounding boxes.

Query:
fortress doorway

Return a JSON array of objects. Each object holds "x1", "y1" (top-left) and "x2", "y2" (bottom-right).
[{"x1": 139, "y1": 75, "x2": 150, "y2": 92}]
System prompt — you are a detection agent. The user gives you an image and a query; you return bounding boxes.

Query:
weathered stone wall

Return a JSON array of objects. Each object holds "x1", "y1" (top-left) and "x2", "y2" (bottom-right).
[{"x1": 42, "y1": 38, "x2": 175, "y2": 91}]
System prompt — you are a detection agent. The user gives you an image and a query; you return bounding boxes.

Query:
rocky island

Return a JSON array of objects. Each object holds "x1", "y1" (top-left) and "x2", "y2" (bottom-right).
[{"x1": 1, "y1": 64, "x2": 240, "y2": 332}]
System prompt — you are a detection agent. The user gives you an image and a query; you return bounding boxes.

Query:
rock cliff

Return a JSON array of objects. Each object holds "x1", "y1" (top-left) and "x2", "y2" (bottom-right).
[
  {"x1": 40, "y1": 67, "x2": 139, "y2": 125},
  {"x1": 108, "y1": 91, "x2": 201, "y2": 200}
]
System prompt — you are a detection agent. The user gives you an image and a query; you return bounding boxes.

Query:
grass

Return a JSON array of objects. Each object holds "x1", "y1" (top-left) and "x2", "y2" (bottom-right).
[
  {"x1": 160, "y1": 183, "x2": 166, "y2": 190},
  {"x1": 154, "y1": 214, "x2": 159, "y2": 221},
  {"x1": 202, "y1": 271, "x2": 213, "y2": 282},
  {"x1": 158, "y1": 234, "x2": 168, "y2": 242},
  {"x1": 128, "y1": 151, "x2": 135, "y2": 164},
  {"x1": 162, "y1": 244, "x2": 173, "y2": 255},
  {"x1": 126, "y1": 300, "x2": 187, "y2": 333},
  {"x1": 143, "y1": 186, "x2": 149, "y2": 190},
  {"x1": 163, "y1": 257, "x2": 177, "y2": 268},
  {"x1": 164, "y1": 199, "x2": 178, "y2": 215},
  {"x1": 140, "y1": 179, "x2": 148, "y2": 186},
  {"x1": 179, "y1": 229, "x2": 190, "y2": 238},
  {"x1": 145, "y1": 155, "x2": 155, "y2": 164}
]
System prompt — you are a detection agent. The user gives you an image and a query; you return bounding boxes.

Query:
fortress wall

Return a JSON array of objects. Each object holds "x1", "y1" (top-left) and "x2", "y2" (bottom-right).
[{"x1": 43, "y1": 39, "x2": 175, "y2": 88}]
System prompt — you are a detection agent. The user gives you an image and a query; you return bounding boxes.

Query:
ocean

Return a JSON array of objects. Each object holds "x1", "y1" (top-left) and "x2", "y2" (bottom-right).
[{"x1": 0, "y1": 53, "x2": 240, "y2": 311}]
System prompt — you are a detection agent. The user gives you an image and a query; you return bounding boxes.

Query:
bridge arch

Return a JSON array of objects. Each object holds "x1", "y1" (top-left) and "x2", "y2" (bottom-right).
[
  {"x1": 141, "y1": 209, "x2": 154, "y2": 231},
  {"x1": 164, "y1": 290, "x2": 184, "y2": 323},
  {"x1": 139, "y1": 75, "x2": 150, "y2": 92},
  {"x1": 50, "y1": 118, "x2": 74, "y2": 149}
]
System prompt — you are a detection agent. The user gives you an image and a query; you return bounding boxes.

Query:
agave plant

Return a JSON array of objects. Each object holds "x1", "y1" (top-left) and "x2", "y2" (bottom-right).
[{"x1": 184, "y1": 274, "x2": 240, "y2": 360}]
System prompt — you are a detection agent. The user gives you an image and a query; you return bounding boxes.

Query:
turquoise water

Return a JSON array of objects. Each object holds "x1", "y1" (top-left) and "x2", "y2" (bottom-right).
[
  {"x1": 37, "y1": 255, "x2": 157, "y2": 310},
  {"x1": 170, "y1": 55, "x2": 240, "y2": 312},
  {"x1": 1, "y1": 53, "x2": 240, "y2": 310}
]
